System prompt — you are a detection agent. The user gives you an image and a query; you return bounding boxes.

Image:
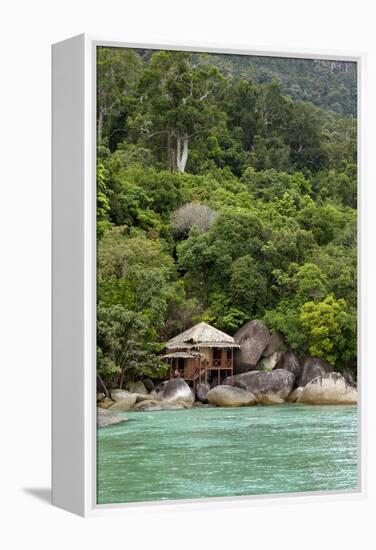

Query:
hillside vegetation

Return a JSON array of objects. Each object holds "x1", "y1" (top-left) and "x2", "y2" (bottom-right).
[{"x1": 96, "y1": 47, "x2": 357, "y2": 390}]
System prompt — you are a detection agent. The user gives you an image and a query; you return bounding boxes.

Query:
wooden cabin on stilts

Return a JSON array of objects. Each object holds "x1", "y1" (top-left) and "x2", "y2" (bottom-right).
[{"x1": 162, "y1": 322, "x2": 239, "y2": 391}]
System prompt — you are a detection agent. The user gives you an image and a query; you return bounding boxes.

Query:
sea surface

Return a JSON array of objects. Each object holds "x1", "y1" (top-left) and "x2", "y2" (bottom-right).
[{"x1": 97, "y1": 404, "x2": 358, "y2": 504}]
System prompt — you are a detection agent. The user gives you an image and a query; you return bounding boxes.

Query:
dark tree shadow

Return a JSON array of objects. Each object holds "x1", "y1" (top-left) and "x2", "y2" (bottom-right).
[{"x1": 23, "y1": 487, "x2": 51, "y2": 504}]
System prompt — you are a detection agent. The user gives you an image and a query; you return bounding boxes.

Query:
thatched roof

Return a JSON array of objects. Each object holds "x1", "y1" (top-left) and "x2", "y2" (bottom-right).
[
  {"x1": 161, "y1": 351, "x2": 200, "y2": 359},
  {"x1": 166, "y1": 322, "x2": 239, "y2": 350}
]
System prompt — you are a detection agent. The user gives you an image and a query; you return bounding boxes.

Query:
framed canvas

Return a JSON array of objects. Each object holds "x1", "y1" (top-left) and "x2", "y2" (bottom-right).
[{"x1": 52, "y1": 34, "x2": 366, "y2": 517}]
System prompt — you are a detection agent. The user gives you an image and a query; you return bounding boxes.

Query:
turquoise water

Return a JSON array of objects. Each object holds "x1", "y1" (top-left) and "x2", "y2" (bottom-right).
[{"x1": 97, "y1": 404, "x2": 358, "y2": 504}]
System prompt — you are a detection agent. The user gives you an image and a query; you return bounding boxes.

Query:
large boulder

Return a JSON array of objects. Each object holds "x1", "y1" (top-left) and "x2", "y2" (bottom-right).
[
  {"x1": 127, "y1": 381, "x2": 148, "y2": 395},
  {"x1": 109, "y1": 390, "x2": 137, "y2": 411},
  {"x1": 262, "y1": 331, "x2": 284, "y2": 357},
  {"x1": 224, "y1": 369, "x2": 295, "y2": 403},
  {"x1": 97, "y1": 408, "x2": 126, "y2": 428},
  {"x1": 297, "y1": 372, "x2": 357, "y2": 405},
  {"x1": 158, "y1": 379, "x2": 195, "y2": 404},
  {"x1": 297, "y1": 357, "x2": 333, "y2": 387},
  {"x1": 111, "y1": 389, "x2": 133, "y2": 401},
  {"x1": 195, "y1": 383, "x2": 210, "y2": 403},
  {"x1": 207, "y1": 385, "x2": 258, "y2": 407},
  {"x1": 276, "y1": 350, "x2": 301, "y2": 379},
  {"x1": 234, "y1": 320, "x2": 271, "y2": 373}
]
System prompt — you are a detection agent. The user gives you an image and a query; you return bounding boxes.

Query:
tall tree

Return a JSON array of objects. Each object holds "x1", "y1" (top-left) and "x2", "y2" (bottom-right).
[{"x1": 130, "y1": 51, "x2": 226, "y2": 173}]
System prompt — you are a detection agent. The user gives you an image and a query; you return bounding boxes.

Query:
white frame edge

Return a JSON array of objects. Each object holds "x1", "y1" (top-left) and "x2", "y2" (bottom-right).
[{"x1": 51, "y1": 33, "x2": 367, "y2": 517}]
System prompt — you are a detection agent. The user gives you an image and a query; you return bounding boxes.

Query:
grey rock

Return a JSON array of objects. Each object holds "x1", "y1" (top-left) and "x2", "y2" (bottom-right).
[
  {"x1": 97, "y1": 408, "x2": 126, "y2": 428},
  {"x1": 297, "y1": 357, "x2": 333, "y2": 387},
  {"x1": 195, "y1": 383, "x2": 210, "y2": 403},
  {"x1": 159, "y1": 378, "x2": 195, "y2": 404},
  {"x1": 224, "y1": 369, "x2": 295, "y2": 402},
  {"x1": 134, "y1": 400, "x2": 191, "y2": 411},
  {"x1": 133, "y1": 399, "x2": 161, "y2": 410},
  {"x1": 127, "y1": 381, "x2": 148, "y2": 395},
  {"x1": 297, "y1": 372, "x2": 357, "y2": 405},
  {"x1": 134, "y1": 393, "x2": 157, "y2": 403},
  {"x1": 276, "y1": 350, "x2": 301, "y2": 379},
  {"x1": 262, "y1": 331, "x2": 284, "y2": 357},
  {"x1": 234, "y1": 320, "x2": 271, "y2": 373},
  {"x1": 111, "y1": 389, "x2": 133, "y2": 401},
  {"x1": 207, "y1": 385, "x2": 258, "y2": 407},
  {"x1": 97, "y1": 397, "x2": 115, "y2": 409},
  {"x1": 109, "y1": 390, "x2": 137, "y2": 410}
]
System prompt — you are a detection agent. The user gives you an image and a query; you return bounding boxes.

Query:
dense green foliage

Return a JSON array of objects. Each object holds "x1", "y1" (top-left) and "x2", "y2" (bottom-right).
[
  {"x1": 208, "y1": 55, "x2": 357, "y2": 117},
  {"x1": 96, "y1": 47, "x2": 357, "y2": 388}
]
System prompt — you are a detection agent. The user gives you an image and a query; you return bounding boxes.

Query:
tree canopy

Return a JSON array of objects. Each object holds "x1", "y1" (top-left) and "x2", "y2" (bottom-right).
[{"x1": 96, "y1": 47, "x2": 357, "y2": 388}]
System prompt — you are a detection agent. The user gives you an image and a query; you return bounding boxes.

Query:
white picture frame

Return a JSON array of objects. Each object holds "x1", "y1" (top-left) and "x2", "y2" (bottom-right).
[{"x1": 52, "y1": 34, "x2": 366, "y2": 517}]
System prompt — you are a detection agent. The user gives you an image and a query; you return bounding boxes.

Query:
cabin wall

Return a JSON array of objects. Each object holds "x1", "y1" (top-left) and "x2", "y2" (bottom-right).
[{"x1": 184, "y1": 357, "x2": 196, "y2": 378}]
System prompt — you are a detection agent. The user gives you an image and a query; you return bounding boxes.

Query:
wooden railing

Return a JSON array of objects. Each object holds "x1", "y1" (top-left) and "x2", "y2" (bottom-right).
[
  {"x1": 211, "y1": 359, "x2": 233, "y2": 370},
  {"x1": 170, "y1": 360, "x2": 233, "y2": 383}
]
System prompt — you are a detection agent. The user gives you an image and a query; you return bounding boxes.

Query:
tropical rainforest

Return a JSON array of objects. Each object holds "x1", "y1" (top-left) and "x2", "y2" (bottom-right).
[{"x1": 96, "y1": 47, "x2": 357, "y2": 391}]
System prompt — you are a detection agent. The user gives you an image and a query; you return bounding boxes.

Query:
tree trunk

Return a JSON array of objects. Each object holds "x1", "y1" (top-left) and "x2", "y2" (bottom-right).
[
  {"x1": 97, "y1": 373, "x2": 110, "y2": 398},
  {"x1": 176, "y1": 133, "x2": 189, "y2": 173},
  {"x1": 119, "y1": 367, "x2": 127, "y2": 390}
]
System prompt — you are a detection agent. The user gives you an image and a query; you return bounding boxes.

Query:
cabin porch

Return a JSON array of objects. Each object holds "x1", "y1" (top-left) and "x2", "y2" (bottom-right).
[{"x1": 162, "y1": 346, "x2": 234, "y2": 390}]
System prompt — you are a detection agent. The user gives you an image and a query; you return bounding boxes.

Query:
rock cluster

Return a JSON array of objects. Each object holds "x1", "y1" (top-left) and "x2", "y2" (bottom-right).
[
  {"x1": 97, "y1": 319, "x2": 357, "y2": 422},
  {"x1": 109, "y1": 390, "x2": 137, "y2": 410},
  {"x1": 97, "y1": 379, "x2": 196, "y2": 425},
  {"x1": 229, "y1": 319, "x2": 357, "y2": 406}
]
